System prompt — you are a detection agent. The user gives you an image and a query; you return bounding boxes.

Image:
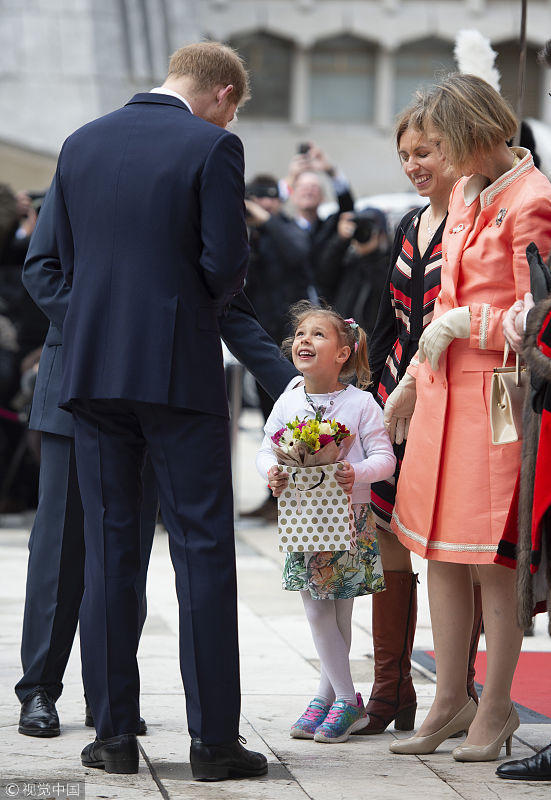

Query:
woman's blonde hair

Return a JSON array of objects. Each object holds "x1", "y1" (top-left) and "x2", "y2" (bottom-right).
[
  {"x1": 168, "y1": 41, "x2": 250, "y2": 104},
  {"x1": 282, "y1": 301, "x2": 371, "y2": 390},
  {"x1": 415, "y1": 73, "x2": 518, "y2": 169}
]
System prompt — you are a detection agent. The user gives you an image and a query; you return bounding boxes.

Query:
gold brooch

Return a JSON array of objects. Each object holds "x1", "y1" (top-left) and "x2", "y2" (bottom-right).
[{"x1": 495, "y1": 208, "x2": 508, "y2": 227}]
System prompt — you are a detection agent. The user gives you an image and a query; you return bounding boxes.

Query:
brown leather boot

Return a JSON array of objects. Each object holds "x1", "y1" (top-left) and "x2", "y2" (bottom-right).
[
  {"x1": 355, "y1": 570, "x2": 418, "y2": 735},
  {"x1": 467, "y1": 583, "x2": 482, "y2": 703}
]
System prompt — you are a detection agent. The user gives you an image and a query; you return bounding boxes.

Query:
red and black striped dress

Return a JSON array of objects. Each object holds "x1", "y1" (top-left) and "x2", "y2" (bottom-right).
[{"x1": 369, "y1": 206, "x2": 446, "y2": 531}]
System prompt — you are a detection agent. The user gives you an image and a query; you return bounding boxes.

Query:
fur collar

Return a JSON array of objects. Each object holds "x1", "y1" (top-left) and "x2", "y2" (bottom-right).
[{"x1": 523, "y1": 296, "x2": 551, "y2": 381}]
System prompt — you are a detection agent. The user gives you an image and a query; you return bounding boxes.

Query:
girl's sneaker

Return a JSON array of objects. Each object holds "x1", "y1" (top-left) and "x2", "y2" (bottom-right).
[
  {"x1": 314, "y1": 693, "x2": 368, "y2": 743},
  {"x1": 290, "y1": 698, "x2": 331, "y2": 739}
]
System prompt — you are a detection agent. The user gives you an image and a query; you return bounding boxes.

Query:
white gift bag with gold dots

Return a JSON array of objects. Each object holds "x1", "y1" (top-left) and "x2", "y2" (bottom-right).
[{"x1": 277, "y1": 463, "x2": 356, "y2": 553}]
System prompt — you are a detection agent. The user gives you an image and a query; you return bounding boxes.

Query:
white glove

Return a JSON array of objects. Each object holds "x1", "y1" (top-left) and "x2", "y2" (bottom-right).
[
  {"x1": 384, "y1": 372, "x2": 416, "y2": 445},
  {"x1": 418, "y1": 306, "x2": 470, "y2": 371},
  {"x1": 503, "y1": 292, "x2": 535, "y2": 354}
]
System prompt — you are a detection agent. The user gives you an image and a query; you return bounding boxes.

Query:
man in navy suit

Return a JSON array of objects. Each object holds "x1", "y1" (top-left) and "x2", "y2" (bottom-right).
[
  {"x1": 32, "y1": 42, "x2": 272, "y2": 779},
  {"x1": 17, "y1": 185, "x2": 297, "y2": 741}
]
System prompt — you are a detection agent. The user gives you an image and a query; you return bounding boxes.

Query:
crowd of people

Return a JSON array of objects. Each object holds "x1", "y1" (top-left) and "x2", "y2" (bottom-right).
[
  {"x1": 6, "y1": 36, "x2": 551, "y2": 785},
  {"x1": 0, "y1": 185, "x2": 48, "y2": 510}
]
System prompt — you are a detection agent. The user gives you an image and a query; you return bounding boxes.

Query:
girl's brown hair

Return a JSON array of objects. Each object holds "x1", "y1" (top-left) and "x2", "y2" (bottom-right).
[
  {"x1": 415, "y1": 73, "x2": 518, "y2": 170},
  {"x1": 282, "y1": 301, "x2": 371, "y2": 390}
]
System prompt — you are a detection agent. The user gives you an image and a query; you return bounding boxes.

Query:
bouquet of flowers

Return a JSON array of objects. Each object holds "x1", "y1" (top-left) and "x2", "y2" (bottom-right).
[{"x1": 271, "y1": 416, "x2": 355, "y2": 467}]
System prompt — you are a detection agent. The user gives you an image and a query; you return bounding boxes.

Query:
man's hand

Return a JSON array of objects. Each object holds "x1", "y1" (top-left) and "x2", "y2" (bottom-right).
[
  {"x1": 503, "y1": 292, "x2": 535, "y2": 354},
  {"x1": 308, "y1": 144, "x2": 335, "y2": 176},
  {"x1": 286, "y1": 154, "x2": 311, "y2": 188},
  {"x1": 384, "y1": 372, "x2": 417, "y2": 445},
  {"x1": 16, "y1": 191, "x2": 37, "y2": 237},
  {"x1": 418, "y1": 306, "x2": 470, "y2": 370},
  {"x1": 245, "y1": 199, "x2": 270, "y2": 227},
  {"x1": 267, "y1": 464, "x2": 288, "y2": 497},
  {"x1": 337, "y1": 212, "x2": 356, "y2": 240},
  {"x1": 336, "y1": 461, "x2": 355, "y2": 494}
]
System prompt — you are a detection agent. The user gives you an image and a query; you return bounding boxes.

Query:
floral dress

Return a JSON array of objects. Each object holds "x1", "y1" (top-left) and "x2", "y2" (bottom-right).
[{"x1": 282, "y1": 503, "x2": 385, "y2": 599}]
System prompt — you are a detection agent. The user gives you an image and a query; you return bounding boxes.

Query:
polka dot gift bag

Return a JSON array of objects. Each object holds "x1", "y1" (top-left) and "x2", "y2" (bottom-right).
[{"x1": 271, "y1": 417, "x2": 356, "y2": 553}]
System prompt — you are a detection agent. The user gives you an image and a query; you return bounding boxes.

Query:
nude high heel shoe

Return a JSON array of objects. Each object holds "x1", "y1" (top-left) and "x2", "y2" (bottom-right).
[
  {"x1": 452, "y1": 705, "x2": 519, "y2": 762},
  {"x1": 389, "y1": 698, "x2": 477, "y2": 755}
]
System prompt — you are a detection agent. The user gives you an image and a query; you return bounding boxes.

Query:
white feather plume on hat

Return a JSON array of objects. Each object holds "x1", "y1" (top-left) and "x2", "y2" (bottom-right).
[{"x1": 454, "y1": 29, "x2": 501, "y2": 92}]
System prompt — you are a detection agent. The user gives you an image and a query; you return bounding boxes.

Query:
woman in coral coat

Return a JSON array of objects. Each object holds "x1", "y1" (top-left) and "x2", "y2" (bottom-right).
[{"x1": 385, "y1": 74, "x2": 551, "y2": 762}]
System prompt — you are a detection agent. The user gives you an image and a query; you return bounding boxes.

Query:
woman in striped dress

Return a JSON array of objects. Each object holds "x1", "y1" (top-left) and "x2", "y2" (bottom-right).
[{"x1": 360, "y1": 101, "x2": 482, "y2": 736}]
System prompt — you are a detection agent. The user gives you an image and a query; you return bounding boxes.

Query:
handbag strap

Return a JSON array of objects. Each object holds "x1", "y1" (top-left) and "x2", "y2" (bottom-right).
[
  {"x1": 502, "y1": 341, "x2": 523, "y2": 387},
  {"x1": 502, "y1": 341, "x2": 510, "y2": 368}
]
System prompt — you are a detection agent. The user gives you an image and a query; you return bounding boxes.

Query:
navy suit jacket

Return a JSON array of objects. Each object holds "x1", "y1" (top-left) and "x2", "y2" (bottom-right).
[
  {"x1": 50, "y1": 93, "x2": 249, "y2": 417},
  {"x1": 24, "y1": 179, "x2": 297, "y2": 438}
]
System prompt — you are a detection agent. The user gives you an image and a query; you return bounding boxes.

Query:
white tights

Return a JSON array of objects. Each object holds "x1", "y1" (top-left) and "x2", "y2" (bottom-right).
[{"x1": 301, "y1": 591, "x2": 356, "y2": 706}]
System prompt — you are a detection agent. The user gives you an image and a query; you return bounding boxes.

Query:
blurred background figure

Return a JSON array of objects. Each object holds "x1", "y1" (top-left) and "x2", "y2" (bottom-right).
[
  {"x1": 244, "y1": 174, "x2": 310, "y2": 362},
  {"x1": 317, "y1": 208, "x2": 390, "y2": 337},
  {"x1": 0, "y1": 183, "x2": 44, "y2": 512},
  {"x1": 241, "y1": 174, "x2": 308, "y2": 521},
  {"x1": 284, "y1": 143, "x2": 355, "y2": 300}
]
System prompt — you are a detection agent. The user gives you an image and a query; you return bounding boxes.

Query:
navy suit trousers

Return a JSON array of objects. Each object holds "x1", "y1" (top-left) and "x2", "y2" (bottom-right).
[
  {"x1": 15, "y1": 432, "x2": 157, "y2": 704},
  {"x1": 72, "y1": 400, "x2": 240, "y2": 743}
]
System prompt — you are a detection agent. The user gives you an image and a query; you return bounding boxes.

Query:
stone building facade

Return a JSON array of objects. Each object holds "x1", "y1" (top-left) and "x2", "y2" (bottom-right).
[{"x1": 1, "y1": 0, "x2": 550, "y2": 193}]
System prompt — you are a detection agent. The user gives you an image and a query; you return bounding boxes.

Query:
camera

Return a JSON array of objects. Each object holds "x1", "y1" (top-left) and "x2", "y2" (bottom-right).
[
  {"x1": 244, "y1": 178, "x2": 279, "y2": 224},
  {"x1": 352, "y1": 215, "x2": 374, "y2": 244},
  {"x1": 27, "y1": 190, "x2": 47, "y2": 214},
  {"x1": 245, "y1": 184, "x2": 279, "y2": 200},
  {"x1": 297, "y1": 142, "x2": 311, "y2": 155}
]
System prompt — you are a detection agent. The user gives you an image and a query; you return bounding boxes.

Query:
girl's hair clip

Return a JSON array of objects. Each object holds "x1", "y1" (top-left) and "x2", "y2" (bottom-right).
[{"x1": 344, "y1": 317, "x2": 359, "y2": 330}]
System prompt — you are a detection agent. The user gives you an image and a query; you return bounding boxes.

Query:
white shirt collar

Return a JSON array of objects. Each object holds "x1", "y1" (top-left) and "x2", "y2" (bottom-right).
[
  {"x1": 295, "y1": 216, "x2": 311, "y2": 231},
  {"x1": 150, "y1": 87, "x2": 193, "y2": 114}
]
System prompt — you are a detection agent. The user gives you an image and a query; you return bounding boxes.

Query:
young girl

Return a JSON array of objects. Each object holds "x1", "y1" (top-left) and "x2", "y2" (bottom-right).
[{"x1": 256, "y1": 301, "x2": 396, "y2": 743}]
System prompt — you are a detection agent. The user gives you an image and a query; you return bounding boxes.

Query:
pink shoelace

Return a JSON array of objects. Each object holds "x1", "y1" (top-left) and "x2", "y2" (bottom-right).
[
  {"x1": 302, "y1": 703, "x2": 326, "y2": 721},
  {"x1": 324, "y1": 704, "x2": 346, "y2": 724}
]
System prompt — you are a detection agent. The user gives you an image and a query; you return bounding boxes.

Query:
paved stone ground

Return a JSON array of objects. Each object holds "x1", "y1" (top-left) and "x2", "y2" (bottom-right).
[{"x1": 0, "y1": 409, "x2": 550, "y2": 799}]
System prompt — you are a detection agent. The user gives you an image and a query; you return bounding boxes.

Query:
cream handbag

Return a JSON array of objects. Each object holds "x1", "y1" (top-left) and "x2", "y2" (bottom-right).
[{"x1": 490, "y1": 343, "x2": 527, "y2": 445}]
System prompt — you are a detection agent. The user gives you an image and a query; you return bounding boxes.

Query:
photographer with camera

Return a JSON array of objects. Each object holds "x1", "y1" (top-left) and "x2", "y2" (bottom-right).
[
  {"x1": 241, "y1": 174, "x2": 308, "y2": 521},
  {"x1": 245, "y1": 174, "x2": 310, "y2": 356},
  {"x1": 317, "y1": 208, "x2": 390, "y2": 337}
]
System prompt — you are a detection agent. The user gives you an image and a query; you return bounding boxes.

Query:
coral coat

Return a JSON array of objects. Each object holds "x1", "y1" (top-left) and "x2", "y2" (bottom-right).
[{"x1": 392, "y1": 149, "x2": 551, "y2": 563}]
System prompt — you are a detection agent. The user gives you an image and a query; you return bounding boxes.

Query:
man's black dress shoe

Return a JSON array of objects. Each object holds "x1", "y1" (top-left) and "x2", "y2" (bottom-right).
[
  {"x1": 496, "y1": 743, "x2": 551, "y2": 781},
  {"x1": 18, "y1": 688, "x2": 60, "y2": 737},
  {"x1": 84, "y1": 701, "x2": 147, "y2": 735},
  {"x1": 81, "y1": 734, "x2": 139, "y2": 774},
  {"x1": 190, "y1": 737, "x2": 268, "y2": 781}
]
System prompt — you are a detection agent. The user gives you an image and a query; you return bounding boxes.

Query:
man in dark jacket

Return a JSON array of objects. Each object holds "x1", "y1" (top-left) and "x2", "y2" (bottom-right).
[
  {"x1": 18, "y1": 182, "x2": 297, "y2": 744},
  {"x1": 317, "y1": 207, "x2": 390, "y2": 337},
  {"x1": 25, "y1": 41, "x2": 269, "y2": 780},
  {"x1": 241, "y1": 175, "x2": 309, "y2": 520},
  {"x1": 244, "y1": 175, "x2": 310, "y2": 352}
]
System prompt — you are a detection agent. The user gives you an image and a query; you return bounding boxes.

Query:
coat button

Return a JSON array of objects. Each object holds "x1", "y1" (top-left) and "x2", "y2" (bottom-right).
[{"x1": 429, "y1": 375, "x2": 434, "y2": 384}]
